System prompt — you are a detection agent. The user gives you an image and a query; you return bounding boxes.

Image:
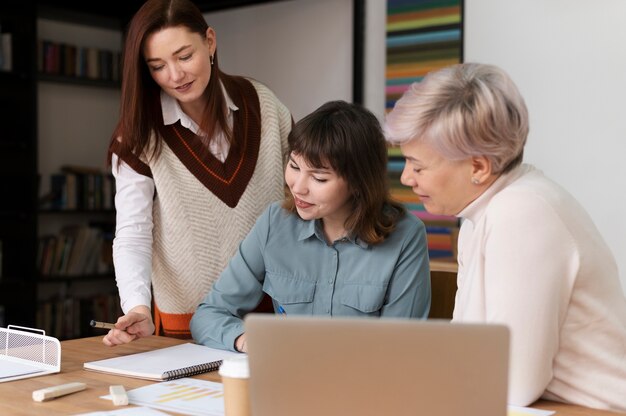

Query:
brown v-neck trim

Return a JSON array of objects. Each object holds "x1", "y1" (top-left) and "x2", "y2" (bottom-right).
[
  {"x1": 109, "y1": 139, "x2": 153, "y2": 178},
  {"x1": 162, "y1": 76, "x2": 261, "y2": 208}
]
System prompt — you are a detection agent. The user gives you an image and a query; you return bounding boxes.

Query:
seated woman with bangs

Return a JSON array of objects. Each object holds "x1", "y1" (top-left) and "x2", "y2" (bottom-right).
[{"x1": 191, "y1": 100, "x2": 431, "y2": 353}]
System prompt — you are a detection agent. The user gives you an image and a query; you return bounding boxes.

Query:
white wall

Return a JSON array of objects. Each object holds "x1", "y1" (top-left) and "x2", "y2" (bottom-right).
[
  {"x1": 464, "y1": 0, "x2": 626, "y2": 294},
  {"x1": 203, "y1": 0, "x2": 353, "y2": 121}
]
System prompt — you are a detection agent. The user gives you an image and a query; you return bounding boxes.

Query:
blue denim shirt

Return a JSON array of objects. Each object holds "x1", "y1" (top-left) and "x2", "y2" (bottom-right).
[{"x1": 190, "y1": 202, "x2": 431, "y2": 351}]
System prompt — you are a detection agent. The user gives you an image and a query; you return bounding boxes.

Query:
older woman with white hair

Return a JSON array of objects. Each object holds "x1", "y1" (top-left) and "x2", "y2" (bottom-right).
[{"x1": 385, "y1": 62, "x2": 626, "y2": 411}]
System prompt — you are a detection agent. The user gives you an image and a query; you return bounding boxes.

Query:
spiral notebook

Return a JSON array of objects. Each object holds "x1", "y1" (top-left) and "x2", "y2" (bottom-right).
[{"x1": 83, "y1": 342, "x2": 239, "y2": 381}]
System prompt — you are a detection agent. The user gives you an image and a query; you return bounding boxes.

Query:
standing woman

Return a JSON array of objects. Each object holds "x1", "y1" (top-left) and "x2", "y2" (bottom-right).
[
  {"x1": 103, "y1": 0, "x2": 292, "y2": 345},
  {"x1": 385, "y1": 63, "x2": 626, "y2": 411}
]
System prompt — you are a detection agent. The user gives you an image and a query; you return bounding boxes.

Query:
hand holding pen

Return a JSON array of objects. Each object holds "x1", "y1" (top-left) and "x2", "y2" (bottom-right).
[{"x1": 100, "y1": 305, "x2": 156, "y2": 347}]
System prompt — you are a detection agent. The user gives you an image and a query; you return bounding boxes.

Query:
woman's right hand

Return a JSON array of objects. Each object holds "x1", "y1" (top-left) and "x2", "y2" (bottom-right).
[
  {"x1": 102, "y1": 305, "x2": 155, "y2": 347},
  {"x1": 234, "y1": 333, "x2": 247, "y2": 353}
]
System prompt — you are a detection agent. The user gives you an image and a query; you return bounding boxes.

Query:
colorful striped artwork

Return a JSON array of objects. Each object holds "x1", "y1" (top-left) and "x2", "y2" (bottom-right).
[
  {"x1": 386, "y1": 0, "x2": 463, "y2": 113},
  {"x1": 385, "y1": 1, "x2": 463, "y2": 260}
]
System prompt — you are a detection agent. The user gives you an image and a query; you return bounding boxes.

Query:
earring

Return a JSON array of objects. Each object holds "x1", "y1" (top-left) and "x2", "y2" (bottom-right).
[
  {"x1": 471, "y1": 177, "x2": 480, "y2": 185},
  {"x1": 210, "y1": 55, "x2": 214, "y2": 66}
]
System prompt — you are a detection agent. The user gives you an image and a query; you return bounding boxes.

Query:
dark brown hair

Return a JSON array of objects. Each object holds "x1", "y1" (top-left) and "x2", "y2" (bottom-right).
[
  {"x1": 282, "y1": 101, "x2": 405, "y2": 245},
  {"x1": 111, "y1": 0, "x2": 231, "y2": 163}
]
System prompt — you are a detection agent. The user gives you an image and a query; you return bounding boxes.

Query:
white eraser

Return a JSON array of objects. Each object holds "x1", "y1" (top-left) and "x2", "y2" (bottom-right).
[
  {"x1": 32, "y1": 382, "x2": 86, "y2": 402},
  {"x1": 109, "y1": 385, "x2": 129, "y2": 406}
]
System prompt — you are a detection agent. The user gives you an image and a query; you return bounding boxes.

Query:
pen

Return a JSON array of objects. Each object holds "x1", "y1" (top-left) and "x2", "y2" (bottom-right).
[
  {"x1": 277, "y1": 305, "x2": 287, "y2": 315},
  {"x1": 90, "y1": 320, "x2": 116, "y2": 330}
]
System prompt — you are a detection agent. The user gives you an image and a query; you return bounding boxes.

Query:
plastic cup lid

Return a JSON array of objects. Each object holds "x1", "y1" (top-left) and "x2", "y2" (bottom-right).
[{"x1": 218, "y1": 355, "x2": 250, "y2": 378}]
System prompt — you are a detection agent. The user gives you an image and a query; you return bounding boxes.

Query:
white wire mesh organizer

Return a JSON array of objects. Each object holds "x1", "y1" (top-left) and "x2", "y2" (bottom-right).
[{"x1": 0, "y1": 325, "x2": 61, "y2": 382}]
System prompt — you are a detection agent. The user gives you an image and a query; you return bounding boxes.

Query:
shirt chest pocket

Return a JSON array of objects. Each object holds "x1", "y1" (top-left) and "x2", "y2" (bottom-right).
[
  {"x1": 340, "y1": 283, "x2": 386, "y2": 315},
  {"x1": 263, "y1": 273, "x2": 316, "y2": 314}
]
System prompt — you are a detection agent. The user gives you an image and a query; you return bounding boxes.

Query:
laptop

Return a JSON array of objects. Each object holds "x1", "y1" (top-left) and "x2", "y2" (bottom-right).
[{"x1": 244, "y1": 314, "x2": 509, "y2": 416}]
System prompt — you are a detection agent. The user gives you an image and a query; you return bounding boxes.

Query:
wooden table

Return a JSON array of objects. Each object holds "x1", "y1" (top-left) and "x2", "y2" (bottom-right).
[
  {"x1": 0, "y1": 336, "x2": 211, "y2": 415},
  {"x1": 0, "y1": 335, "x2": 622, "y2": 415}
]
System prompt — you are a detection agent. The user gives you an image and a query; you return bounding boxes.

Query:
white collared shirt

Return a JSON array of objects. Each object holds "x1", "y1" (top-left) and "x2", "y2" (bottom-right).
[
  {"x1": 111, "y1": 87, "x2": 238, "y2": 313},
  {"x1": 160, "y1": 88, "x2": 238, "y2": 162}
]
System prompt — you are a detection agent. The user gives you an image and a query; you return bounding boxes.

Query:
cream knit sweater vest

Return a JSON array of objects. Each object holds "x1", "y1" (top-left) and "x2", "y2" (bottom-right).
[{"x1": 148, "y1": 80, "x2": 291, "y2": 315}]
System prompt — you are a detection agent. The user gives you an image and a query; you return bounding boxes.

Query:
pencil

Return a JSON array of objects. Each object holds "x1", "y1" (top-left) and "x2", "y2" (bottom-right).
[{"x1": 90, "y1": 320, "x2": 116, "y2": 330}]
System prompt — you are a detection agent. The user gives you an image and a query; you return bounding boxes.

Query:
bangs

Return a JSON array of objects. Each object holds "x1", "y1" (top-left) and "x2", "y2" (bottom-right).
[{"x1": 288, "y1": 117, "x2": 348, "y2": 175}]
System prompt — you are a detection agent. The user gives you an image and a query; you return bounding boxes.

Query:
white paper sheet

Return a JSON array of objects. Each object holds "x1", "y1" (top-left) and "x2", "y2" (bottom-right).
[
  {"x1": 101, "y1": 377, "x2": 224, "y2": 416},
  {"x1": 0, "y1": 360, "x2": 45, "y2": 380}
]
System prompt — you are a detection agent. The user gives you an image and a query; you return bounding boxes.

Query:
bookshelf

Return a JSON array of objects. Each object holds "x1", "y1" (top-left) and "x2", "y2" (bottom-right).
[
  {"x1": 35, "y1": 8, "x2": 123, "y2": 340},
  {"x1": 0, "y1": 1, "x2": 124, "y2": 338},
  {"x1": 38, "y1": 169, "x2": 115, "y2": 281}
]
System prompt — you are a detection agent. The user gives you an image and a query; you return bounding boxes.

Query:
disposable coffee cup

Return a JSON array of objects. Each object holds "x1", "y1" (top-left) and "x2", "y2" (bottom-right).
[{"x1": 219, "y1": 355, "x2": 251, "y2": 416}]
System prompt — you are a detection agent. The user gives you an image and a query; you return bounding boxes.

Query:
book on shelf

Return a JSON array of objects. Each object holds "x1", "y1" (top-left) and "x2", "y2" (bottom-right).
[
  {"x1": 84, "y1": 343, "x2": 240, "y2": 381},
  {"x1": 37, "y1": 292, "x2": 122, "y2": 340},
  {"x1": 64, "y1": 225, "x2": 101, "y2": 276},
  {"x1": 38, "y1": 40, "x2": 121, "y2": 81},
  {"x1": 37, "y1": 223, "x2": 114, "y2": 277},
  {"x1": 43, "y1": 168, "x2": 115, "y2": 211}
]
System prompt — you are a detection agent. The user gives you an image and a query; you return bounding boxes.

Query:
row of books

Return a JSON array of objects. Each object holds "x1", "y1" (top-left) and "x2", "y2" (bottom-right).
[
  {"x1": 43, "y1": 168, "x2": 115, "y2": 211},
  {"x1": 38, "y1": 39, "x2": 121, "y2": 82},
  {"x1": 388, "y1": 156, "x2": 460, "y2": 259},
  {"x1": 36, "y1": 292, "x2": 122, "y2": 340},
  {"x1": 37, "y1": 224, "x2": 114, "y2": 277}
]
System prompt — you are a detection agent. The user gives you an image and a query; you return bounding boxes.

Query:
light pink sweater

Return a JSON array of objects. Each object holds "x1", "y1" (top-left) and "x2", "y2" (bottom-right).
[{"x1": 453, "y1": 164, "x2": 626, "y2": 411}]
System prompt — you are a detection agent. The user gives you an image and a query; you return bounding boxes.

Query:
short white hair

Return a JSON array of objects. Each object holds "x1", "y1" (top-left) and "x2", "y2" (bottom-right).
[{"x1": 384, "y1": 63, "x2": 529, "y2": 174}]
